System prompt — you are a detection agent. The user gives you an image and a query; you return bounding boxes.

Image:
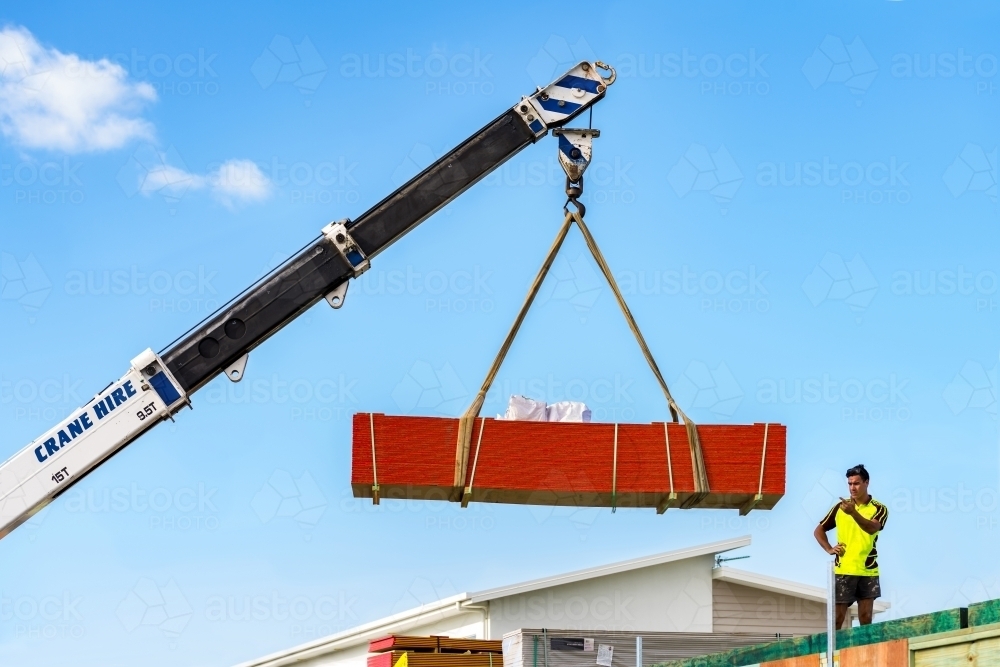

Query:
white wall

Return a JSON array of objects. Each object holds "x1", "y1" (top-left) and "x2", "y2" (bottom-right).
[{"x1": 486, "y1": 555, "x2": 715, "y2": 637}]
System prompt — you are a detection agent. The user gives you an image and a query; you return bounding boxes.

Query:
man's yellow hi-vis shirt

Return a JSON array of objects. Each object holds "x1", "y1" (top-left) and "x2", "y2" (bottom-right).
[{"x1": 819, "y1": 497, "x2": 888, "y2": 576}]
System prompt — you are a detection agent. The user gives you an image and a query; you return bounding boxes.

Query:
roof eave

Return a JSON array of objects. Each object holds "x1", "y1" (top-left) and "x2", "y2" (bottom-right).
[{"x1": 231, "y1": 593, "x2": 472, "y2": 667}]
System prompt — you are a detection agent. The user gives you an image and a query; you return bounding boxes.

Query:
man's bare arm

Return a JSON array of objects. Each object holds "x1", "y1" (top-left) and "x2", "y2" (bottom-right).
[
  {"x1": 840, "y1": 498, "x2": 882, "y2": 535},
  {"x1": 814, "y1": 523, "x2": 845, "y2": 555}
]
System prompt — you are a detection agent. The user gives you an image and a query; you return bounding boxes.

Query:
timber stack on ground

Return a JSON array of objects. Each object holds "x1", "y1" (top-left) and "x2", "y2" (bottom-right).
[
  {"x1": 654, "y1": 597, "x2": 1000, "y2": 667},
  {"x1": 352, "y1": 414, "x2": 785, "y2": 511},
  {"x1": 367, "y1": 635, "x2": 503, "y2": 667}
]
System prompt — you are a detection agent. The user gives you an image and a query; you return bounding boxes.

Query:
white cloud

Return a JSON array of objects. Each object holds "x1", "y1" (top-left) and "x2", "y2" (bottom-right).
[
  {"x1": 208, "y1": 159, "x2": 272, "y2": 205},
  {"x1": 140, "y1": 164, "x2": 198, "y2": 199},
  {"x1": 119, "y1": 144, "x2": 272, "y2": 208},
  {"x1": 0, "y1": 26, "x2": 156, "y2": 152},
  {"x1": 3, "y1": 27, "x2": 271, "y2": 209}
]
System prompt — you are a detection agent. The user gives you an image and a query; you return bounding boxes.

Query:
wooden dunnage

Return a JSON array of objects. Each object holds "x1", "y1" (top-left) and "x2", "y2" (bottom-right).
[
  {"x1": 367, "y1": 653, "x2": 501, "y2": 667},
  {"x1": 368, "y1": 636, "x2": 502, "y2": 654}
]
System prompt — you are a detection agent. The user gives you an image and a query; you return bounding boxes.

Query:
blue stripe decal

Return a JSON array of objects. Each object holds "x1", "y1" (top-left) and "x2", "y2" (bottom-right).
[
  {"x1": 557, "y1": 134, "x2": 576, "y2": 159},
  {"x1": 529, "y1": 119, "x2": 544, "y2": 134},
  {"x1": 149, "y1": 372, "x2": 182, "y2": 407},
  {"x1": 555, "y1": 75, "x2": 601, "y2": 94},
  {"x1": 538, "y1": 98, "x2": 582, "y2": 114}
]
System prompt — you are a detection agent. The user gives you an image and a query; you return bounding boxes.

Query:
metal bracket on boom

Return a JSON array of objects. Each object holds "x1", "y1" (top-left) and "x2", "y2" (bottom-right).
[
  {"x1": 133, "y1": 349, "x2": 189, "y2": 411},
  {"x1": 324, "y1": 281, "x2": 349, "y2": 309},
  {"x1": 224, "y1": 353, "x2": 249, "y2": 383},
  {"x1": 322, "y1": 219, "x2": 370, "y2": 277}
]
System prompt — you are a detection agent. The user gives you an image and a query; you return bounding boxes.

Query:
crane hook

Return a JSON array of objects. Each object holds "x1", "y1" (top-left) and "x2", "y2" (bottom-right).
[{"x1": 563, "y1": 176, "x2": 586, "y2": 218}]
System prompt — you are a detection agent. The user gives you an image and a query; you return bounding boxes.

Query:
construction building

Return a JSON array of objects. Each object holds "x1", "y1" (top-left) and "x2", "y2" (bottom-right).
[{"x1": 235, "y1": 536, "x2": 885, "y2": 667}]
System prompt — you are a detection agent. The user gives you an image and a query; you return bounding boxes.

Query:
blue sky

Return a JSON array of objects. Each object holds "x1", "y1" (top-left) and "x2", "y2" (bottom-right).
[{"x1": 0, "y1": 1, "x2": 998, "y2": 666}]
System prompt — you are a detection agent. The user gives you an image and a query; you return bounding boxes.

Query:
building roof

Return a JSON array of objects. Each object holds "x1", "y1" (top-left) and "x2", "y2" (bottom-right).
[
  {"x1": 233, "y1": 592, "x2": 473, "y2": 667},
  {"x1": 234, "y1": 536, "x2": 760, "y2": 667},
  {"x1": 468, "y1": 536, "x2": 750, "y2": 603}
]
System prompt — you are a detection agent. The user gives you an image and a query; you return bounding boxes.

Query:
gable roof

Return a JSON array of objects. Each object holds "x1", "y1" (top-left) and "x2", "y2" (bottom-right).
[{"x1": 235, "y1": 536, "x2": 751, "y2": 667}]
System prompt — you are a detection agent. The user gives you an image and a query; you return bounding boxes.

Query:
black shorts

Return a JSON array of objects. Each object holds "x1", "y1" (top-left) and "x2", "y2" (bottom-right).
[{"x1": 836, "y1": 574, "x2": 881, "y2": 605}]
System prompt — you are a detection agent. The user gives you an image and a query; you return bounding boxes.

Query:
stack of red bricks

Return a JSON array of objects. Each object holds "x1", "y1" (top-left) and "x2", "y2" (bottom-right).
[
  {"x1": 351, "y1": 415, "x2": 785, "y2": 510},
  {"x1": 367, "y1": 635, "x2": 503, "y2": 667}
]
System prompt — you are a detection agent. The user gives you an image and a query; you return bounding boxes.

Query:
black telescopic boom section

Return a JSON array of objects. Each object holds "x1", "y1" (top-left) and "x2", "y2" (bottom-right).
[{"x1": 161, "y1": 109, "x2": 536, "y2": 394}]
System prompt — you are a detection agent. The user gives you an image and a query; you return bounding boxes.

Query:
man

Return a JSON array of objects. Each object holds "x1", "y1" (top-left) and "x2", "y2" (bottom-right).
[{"x1": 813, "y1": 464, "x2": 888, "y2": 629}]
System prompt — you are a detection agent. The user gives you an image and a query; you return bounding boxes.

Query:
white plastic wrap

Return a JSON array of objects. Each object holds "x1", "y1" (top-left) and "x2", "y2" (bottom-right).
[
  {"x1": 546, "y1": 401, "x2": 593, "y2": 423},
  {"x1": 497, "y1": 396, "x2": 592, "y2": 422},
  {"x1": 502, "y1": 395, "x2": 548, "y2": 421}
]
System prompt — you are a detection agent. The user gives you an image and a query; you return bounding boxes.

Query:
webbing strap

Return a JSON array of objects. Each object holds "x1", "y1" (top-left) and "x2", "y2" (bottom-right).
[
  {"x1": 369, "y1": 412, "x2": 380, "y2": 505},
  {"x1": 611, "y1": 423, "x2": 619, "y2": 513},
  {"x1": 757, "y1": 423, "x2": 769, "y2": 495},
  {"x1": 453, "y1": 208, "x2": 709, "y2": 508},
  {"x1": 461, "y1": 418, "x2": 487, "y2": 507},
  {"x1": 739, "y1": 423, "x2": 769, "y2": 516},
  {"x1": 453, "y1": 212, "x2": 575, "y2": 501},
  {"x1": 656, "y1": 422, "x2": 678, "y2": 514},
  {"x1": 568, "y1": 209, "x2": 709, "y2": 506}
]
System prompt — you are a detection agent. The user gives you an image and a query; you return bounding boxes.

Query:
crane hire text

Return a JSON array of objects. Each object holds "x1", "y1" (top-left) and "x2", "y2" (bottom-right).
[{"x1": 34, "y1": 381, "x2": 138, "y2": 463}]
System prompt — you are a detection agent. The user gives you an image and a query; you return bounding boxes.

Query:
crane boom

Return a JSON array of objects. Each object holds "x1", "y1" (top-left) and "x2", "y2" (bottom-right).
[{"x1": 0, "y1": 61, "x2": 616, "y2": 540}]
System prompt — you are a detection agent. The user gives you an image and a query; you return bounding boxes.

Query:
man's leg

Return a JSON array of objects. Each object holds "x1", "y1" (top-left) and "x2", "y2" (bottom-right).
[
  {"x1": 835, "y1": 603, "x2": 850, "y2": 629},
  {"x1": 834, "y1": 575, "x2": 855, "y2": 629},
  {"x1": 857, "y1": 598, "x2": 874, "y2": 625},
  {"x1": 856, "y1": 576, "x2": 881, "y2": 625}
]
